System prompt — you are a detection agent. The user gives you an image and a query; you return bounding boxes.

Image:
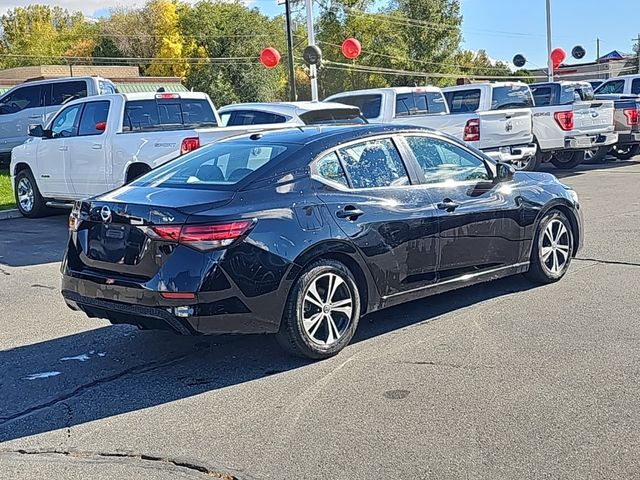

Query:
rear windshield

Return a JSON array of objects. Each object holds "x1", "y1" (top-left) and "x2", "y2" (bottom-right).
[
  {"x1": 123, "y1": 98, "x2": 217, "y2": 132},
  {"x1": 491, "y1": 85, "x2": 534, "y2": 110},
  {"x1": 330, "y1": 94, "x2": 382, "y2": 119},
  {"x1": 445, "y1": 89, "x2": 481, "y2": 113},
  {"x1": 531, "y1": 85, "x2": 553, "y2": 106},
  {"x1": 395, "y1": 91, "x2": 448, "y2": 117},
  {"x1": 299, "y1": 108, "x2": 367, "y2": 125},
  {"x1": 131, "y1": 142, "x2": 289, "y2": 189},
  {"x1": 559, "y1": 84, "x2": 595, "y2": 104}
]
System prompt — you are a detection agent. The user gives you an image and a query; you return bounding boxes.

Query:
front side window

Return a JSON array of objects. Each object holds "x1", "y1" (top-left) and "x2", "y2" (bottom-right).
[
  {"x1": 632, "y1": 79, "x2": 640, "y2": 95},
  {"x1": 331, "y1": 94, "x2": 382, "y2": 119},
  {"x1": 445, "y1": 89, "x2": 481, "y2": 114},
  {"x1": 131, "y1": 142, "x2": 290, "y2": 189},
  {"x1": 315, "y1": 152, "x2": 348, "y2": 187},
  {"x1": 78, "y1": 101, "x2": 110, "y2": 136},
  {"x1": 51, "y1": 81, "x2": 88, "y2": 106},
  {"x1": 491, "y1": 85, "x2": 534, "y2": 110},
  {"x1": 596, "y1": 80, "x2": 624, "y2": 95},
  {"x1": 338, "y1": 138, "x2": 408, "y2": 189},
  {"x1": 225, "y1": 110, "x2": 288, "y2": 126},
  {"x1": 0, "y1": 85, "x2": 42, "y2": 114},
  {"x1": 50, "y1": 104, "x2": 82, "y2": 138},
  {"x1": 405, "y1": 135, "x2": 490, "y2": 184}
]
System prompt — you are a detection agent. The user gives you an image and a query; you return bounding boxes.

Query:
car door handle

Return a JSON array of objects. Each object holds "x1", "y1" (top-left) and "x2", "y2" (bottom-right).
[
  {"x1": 92, "y1": 144, "x2": 102, "y2": 150},
  {"x1": 336, "y1": 206, "x2": 365, "y2": 220},
  {"x1": 58, "y1": 146, "x2": 68, "y2": 151},
  {"x1": 437, "y1": 199, "x2": 459, "y2": 212},
  {"x1": 29, "y1": 115, "x2": 41, "y2": 119}
]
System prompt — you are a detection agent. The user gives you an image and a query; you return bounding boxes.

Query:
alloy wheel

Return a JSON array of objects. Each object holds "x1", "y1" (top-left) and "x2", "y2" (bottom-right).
[
  {"x1": 301, "y1": 272, "x2": 354, "y2": 346},
  {"x1": 540, "y1": 219, "x2": 571, "y2": 275},
  {"x1": 17, "y1": 177, "x2": 34, "y2": 213},
  {"x1": 512, "y1": 158, "x2": 530, "y2": 170}
]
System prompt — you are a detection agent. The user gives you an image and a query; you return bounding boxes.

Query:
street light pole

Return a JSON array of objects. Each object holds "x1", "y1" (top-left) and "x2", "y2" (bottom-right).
[
  {"x1": 305, "y1": 0, "x2": 319, "y2": 101},
  {"x1": 546, "y1": 0, "x2": 553, "y2": 81}
]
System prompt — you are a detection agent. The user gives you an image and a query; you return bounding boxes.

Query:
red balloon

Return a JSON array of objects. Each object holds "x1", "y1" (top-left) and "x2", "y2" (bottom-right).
[
  {"x1": 341, "y1": 38, "x2": 362, "y2": 60},
  {"x1": 260, "y1": 47, "x2": 281, "y2": 69},
  {"x1": 550, "y1": 47, "x2": 567, "y2": 70}
]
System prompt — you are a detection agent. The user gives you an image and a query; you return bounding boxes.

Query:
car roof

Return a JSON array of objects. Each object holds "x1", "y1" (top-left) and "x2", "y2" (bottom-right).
[{"x1": 218, "y1": 101, "x2": 359, "y2": 116}]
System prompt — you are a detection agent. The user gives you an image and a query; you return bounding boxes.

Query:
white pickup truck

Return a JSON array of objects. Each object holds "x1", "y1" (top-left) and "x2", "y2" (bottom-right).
[
  {"x1": 10, "y1": 92, "x2": 271, "y2": 217},
  {"x1": 327, "y1": 85, "x2": 537, "y2": 169},
  {"x1": 529, "y1": 81, "x2": 617, "y2": 169},
  {"x1": 594, "y1": 74, "x2": 640, "y2": 96}
]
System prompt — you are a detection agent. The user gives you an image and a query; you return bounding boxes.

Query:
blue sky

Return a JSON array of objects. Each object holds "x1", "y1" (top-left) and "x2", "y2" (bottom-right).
[{"x1": 460, "y1": 0, "x2": 637, "y2": 68}]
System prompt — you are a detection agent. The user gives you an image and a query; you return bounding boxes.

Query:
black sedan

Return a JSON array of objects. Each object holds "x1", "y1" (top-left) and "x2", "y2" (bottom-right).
[{"x1": 62, "y1": 125, "x2": 583, "y2": 359}]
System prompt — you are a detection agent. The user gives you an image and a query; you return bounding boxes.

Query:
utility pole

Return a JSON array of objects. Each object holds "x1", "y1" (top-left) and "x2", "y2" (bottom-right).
[
  {"x1": 305, "y1": 0, "x2": 319, "y2": 101},
  {"x1": 284, "y1": 0, "x2": 297, "y2": 101},
  {"x1": 636, "y1": 34, "x2": 640, "y2": 74},
  {"x1": 596, "y1": 37, "x2": 600, "y2": 79},
  {"x1": 545, "y1": 0, "x2": 553, "y2": 81}
]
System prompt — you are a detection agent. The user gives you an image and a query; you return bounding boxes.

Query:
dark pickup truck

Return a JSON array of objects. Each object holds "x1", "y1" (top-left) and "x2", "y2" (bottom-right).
[{"x1": 586, "y1": 94, "x2": 640, "y2": 162}]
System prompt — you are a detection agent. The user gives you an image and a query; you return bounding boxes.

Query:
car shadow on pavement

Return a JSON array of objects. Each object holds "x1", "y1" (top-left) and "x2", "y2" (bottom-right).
[
  {"x1": 0, "y1": 214, "x2": 69, "y2": 267},
  {"x1": 540, "y1": 158, "x2": 638, "y2": 180},
  {"x1": 0, "y1": 274, "x2": 535, "y2": 443}
]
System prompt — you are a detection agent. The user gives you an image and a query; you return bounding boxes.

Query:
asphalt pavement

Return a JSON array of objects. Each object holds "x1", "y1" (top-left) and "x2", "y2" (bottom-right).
[{"x1": 1, "y1": 159, "x2": 639, "y2": 479}]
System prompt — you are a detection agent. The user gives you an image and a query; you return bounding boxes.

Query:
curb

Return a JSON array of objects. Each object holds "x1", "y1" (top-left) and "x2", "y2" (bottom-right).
[{"x1": 0, "y1": 209, "x2": 21, "y2": 221}]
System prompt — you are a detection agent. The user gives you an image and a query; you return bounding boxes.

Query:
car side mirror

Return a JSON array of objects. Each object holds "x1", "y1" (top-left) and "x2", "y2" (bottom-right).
[
  {"x1": 495, "y1": 162, "x2": 515, "y2": 183},
  {"x1": 28, "y1": 124, "x2": 44, "y2": 138}
]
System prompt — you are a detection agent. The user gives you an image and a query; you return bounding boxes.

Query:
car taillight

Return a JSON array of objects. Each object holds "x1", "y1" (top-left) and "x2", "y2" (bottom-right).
[
  {"x1": 623, "y1": 108, "x2": 639, "y2": 125},
  {"x1": 554, "y1": 111, "x2": 574, "y2": 131},
  {"x1": 180, "y1": 137, "x2": 200, "y2": 155},
  {"x1": 464, "y1": 118, "x2": 480, "y2": 142},
  {"x1": 69, "y1": 202, "x2": 81, "y2": 232},
  {"x1": 149, "y1": 220, "x2": 254, "y2": 251}
]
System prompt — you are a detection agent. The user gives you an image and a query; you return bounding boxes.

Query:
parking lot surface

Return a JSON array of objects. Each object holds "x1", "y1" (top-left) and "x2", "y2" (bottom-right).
[{"x1": 1, "y1": 160, "x2": 639, "y2": 479}]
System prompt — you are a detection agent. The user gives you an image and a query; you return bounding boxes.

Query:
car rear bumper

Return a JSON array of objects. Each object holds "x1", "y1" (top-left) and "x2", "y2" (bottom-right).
[
  {"x1": 61, "y1": 270, "x2": 284, "y2": 335},
  {"x1": 482, "y1": 143, "x2": 537, "y2": 163},
  {"x1": 617, "y1": 132, "x2": 640, "y2": 145},
  {"x1": 565, "y1": 132, "x2": 618, "y2": 149}
]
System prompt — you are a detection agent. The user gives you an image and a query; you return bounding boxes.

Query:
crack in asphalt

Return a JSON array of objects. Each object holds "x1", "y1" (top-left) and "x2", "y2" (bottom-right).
[
  {"x1": 575, "y1": 257, "x2": 640, "y2": 268},
  {"x1": 0, "y1": 448, "x2": 242, "y2": 479},
  {"x1": 0, "y1": 353, "x2": 193, "y2": 427},
  {"x1": 399, "y1": 360, "x2": 492, "y2": 371}
]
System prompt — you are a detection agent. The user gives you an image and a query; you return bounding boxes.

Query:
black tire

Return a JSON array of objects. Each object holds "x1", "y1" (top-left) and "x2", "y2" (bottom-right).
[
  {"x1": 550, "y1": 151, "x2": 584, "y2": 170},
  {"x1": 276, "y1": 259, "x2": 361, "y2": 360},
  {"x1": 582, "y1": 146, "x2": 610, "y2": 164},
  {"x1": 14, "y1": 168, "x2": 51, "y2": 218},
  {"x1": 525, "y1": 210, "x2": 574, "y2": 284},
  {"x1": 611, "y1": 144, "x2": 640, "y2": 161}
]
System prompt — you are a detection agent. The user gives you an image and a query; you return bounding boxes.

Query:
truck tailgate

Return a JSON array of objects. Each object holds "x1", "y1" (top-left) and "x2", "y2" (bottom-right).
[
  {"x1": 477, "y1": 109, "x2": 532, "y2": 149},
  {"x1": 572, "y1": 101, "x2": 614, "y2": 135}
]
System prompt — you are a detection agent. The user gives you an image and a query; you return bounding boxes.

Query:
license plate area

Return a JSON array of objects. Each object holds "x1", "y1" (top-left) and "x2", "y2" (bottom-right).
[{"x1": 85, "y1": 223, "x2": 147, "y2": 265}]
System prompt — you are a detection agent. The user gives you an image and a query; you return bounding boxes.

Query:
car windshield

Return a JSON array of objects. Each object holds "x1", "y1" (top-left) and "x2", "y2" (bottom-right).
[
  {"x1": 491, "y1": 85, "x2": 534, "y2": 110},
  {"x1": 131, "y1": 142, "x2": 289, "y2": 190}
]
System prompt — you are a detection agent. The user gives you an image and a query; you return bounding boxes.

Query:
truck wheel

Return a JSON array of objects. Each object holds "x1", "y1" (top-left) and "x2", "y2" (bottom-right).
[
  {"x1": 583, "y1": 147, "x2": 610, "y2": 164},
  {"x1": 550, "y1": 151, "x2": 584, "y2": 170},
  {"x1": 611, "y1": 144, "x2": 640, "y2": 161},
  {"x1": 15, "y1": 169, "x2": 51, "y2": 218},
  {"x1": 512, "y1": 151, "x2": 541, "y2": 171}
]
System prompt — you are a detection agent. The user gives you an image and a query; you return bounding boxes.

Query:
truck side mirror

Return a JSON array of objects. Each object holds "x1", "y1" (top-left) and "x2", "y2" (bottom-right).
[{"x1": 28, "y1": 124, "x2": 44, "y2": 138}]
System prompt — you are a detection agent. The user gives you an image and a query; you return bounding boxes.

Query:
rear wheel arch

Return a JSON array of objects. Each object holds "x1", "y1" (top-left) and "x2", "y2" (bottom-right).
[{"x1": 125, "y1": 162, "x2": 151, "y2": 183}]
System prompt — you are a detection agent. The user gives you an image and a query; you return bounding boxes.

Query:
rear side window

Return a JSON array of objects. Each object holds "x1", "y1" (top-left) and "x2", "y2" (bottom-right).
[
  {"x1": 51, "y1": 81, "x2": 88, "y2": 106},
  {"x1": 559, "y1": 84, "x2": 594, "y2": 104},
  {"x1": 531, "y1": 86, "x2": 553, "y2": 106},
  {"x1": 338, "y1": 138, "x2": 408, "y2": 189},
  {"x1": 395, "y1": 92, "x2": 447, "y2": 117},
  {"x1": 632, "y1": 79, "x2": 640, "y2": 95},
  {"x1": 332, "y1": 94, "x2": 382, "y2": 119},
  {"x1": 315, "y1": 152, "x2": 348, "y2": 187},
  {"x1": 225, "y1": 110, "x2": 288, "y2": 126},
  {"x1": 131, "y1": 142, "x2": 289, "y2": 189},
  {"x1": 445, "y1": 89, "x2": 481, "y2": 113},
  {"x1": 596, "y1": 80, "x2": 624, "y2": 95},
  {"x1": 491, "y1": 85, "x2": 534, "y2": 110},
  {"x1": 123, "y1": 98, "x2": 217, "y2": 132},
  {"x1": 78, "y1": 101, "x2": 110, "y2": 136},
  {"x1": 299, "y1": 108, "x2": 366, "y2": 125},
  {"x1": 0, "y1": 85, "x2": 42, "y2": 114}
]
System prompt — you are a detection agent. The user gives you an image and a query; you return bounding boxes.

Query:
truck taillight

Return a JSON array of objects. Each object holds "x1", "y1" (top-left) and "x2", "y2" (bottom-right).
[
  {"x1": 464, "y1": 118, "x2": 480, "y2": 142},
  {"x1": 149, "y1": 220, "x2": 254, "y2": 251},
  {"x1": 554, "y1": 111, "x2": 574, "y2": 131},
  {"x1": 623, "y1": 108, "x2": 639, "y2": 126},
  {"x1": 180, "y1": 137, "x2": 200, "y2": 155}
]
